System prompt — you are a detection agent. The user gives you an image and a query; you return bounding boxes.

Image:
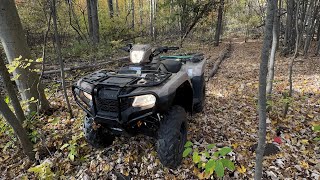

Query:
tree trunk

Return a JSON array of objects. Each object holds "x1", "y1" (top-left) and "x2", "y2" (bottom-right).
[
  {"x1": 51, "y1": 0, "x2": 73, "y2": 118},
  {"x1": 115, "y1": 0, "x2": 119, "y2": 16},
  {"x1": 284, "y1": 0, "x2": 294, "y2": 52},
  {"x1": 131, "y1": 0, "x2": 135, "y2": 29},
  {"x1": 87, "y1": 0, "x2": 99, "y2": 45},
  {"x1": 317, "y1": 21, "x2": 320, "y2": 55},
  {"x1": 108, "y1": 0, "x2": 114, "y2": 18},
  {"x1": 283, "y1": 0, "x2": 301, "y2": 118},
  {"x1": 254, "y1": 0, "x2": 276, "y2": 179},
  {"x1": 303, "y1": 0, "x2": 318, "y2": 56},
  {"x1": 86, "y1": 0, "x2": 93, "y2": 40},
  {"x1": 0, "y1": 94, "x2": 34, "y2": 161},
  {"x1": 266, "y1": 0, "x2": 279, "y2": 96},
  {"x1": 214, "y1": 0, "x2": 224, "y2": 46},
  {"x1": 139, "y1": 0, "x2": 143, "y2": 26},
  {"x1": 90, "y1": 0, "x2": 99, "y2": 45},
  {"x1": 0, "y1": 54, "x2": 26, "y2": 123},
  {"x1": 0, "y1": 0, "x2": 50, "y2": 113},
  {"x1": 150, "y1": 0, "x2": 155, "y2": 39}
]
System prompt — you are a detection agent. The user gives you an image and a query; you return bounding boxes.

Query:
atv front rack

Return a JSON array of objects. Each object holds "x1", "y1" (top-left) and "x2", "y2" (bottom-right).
[{"x1": 72, "y1": 69, "x2": 171, "y2": 123}]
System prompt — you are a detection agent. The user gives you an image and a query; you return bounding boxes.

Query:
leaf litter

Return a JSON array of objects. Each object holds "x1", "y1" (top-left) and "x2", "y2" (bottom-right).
[{"x1": 0, "y1": 39, "x2": 319, "y2": 179}]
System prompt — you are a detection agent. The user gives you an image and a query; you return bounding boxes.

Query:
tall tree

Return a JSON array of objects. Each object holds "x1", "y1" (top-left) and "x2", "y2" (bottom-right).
[
  {"x1": 150, "y1": 0, "x2": 156, "y2": 40},
  {"x1": 0, "y1": 55, "x2": 26, "y2": 123},
  {"x1": 108, "y1": 0, "x2": 114, "y2": 18},
  {"x1": 51, "y1": 0, "x2": 73, "y2": 118},
  {"x1": 266, "y1": 0, "x2": 279, "y2": 96},
  {"x1": 284, "y1": 0, "x2": 295, "y2": 53},
  {"x1": 0, "y1": 0, "x2": 50, "y2": 113},
  {"x1": 131, "y1": 0, "x2": 135, "y2": 29},
  {"x1": 254, "y1": 0, "x2": 276, "y2": 179},
  {"x1": 87, "y1": 0, "x2": 99, "y2": 45},
  {"x1": 0, "y1": 53, "x2": 34, "y2": 161},
  {"x1": 214, "y1": 0, "x2": 224, "y2": 46}
]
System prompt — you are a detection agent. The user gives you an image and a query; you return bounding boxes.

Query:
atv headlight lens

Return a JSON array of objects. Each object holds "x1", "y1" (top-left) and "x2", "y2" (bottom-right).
[
  {"x1": 130, "y1": 50, "x2": 145, "y2": 64},
  {"x1": 79, "y1": 90, "x2": 92, "y2": 105},
  {"x1": 82, "y1": 91, "x2": 92, "y2": 101},
  {"x1": 132, "y1": 94, "x2": 156, "y2": 107}
]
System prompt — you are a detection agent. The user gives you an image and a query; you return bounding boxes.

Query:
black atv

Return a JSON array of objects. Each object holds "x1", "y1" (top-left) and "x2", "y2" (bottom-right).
[{"x1": 72, "y1": 44, "x2": 206, "y2": 168}]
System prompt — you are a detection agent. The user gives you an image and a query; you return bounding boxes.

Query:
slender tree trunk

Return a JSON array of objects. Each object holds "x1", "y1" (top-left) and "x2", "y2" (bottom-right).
[
  {"x1": 0, "y1": 94, "x2": 34, "y2": 161},
  {"x1": 131, "y1": 0, "x2": 135, "y2": 29},
  {"x1": 0, "y1": 55, "x2": 26, "y2": 123},
  {"x1": 284, "y1": 0, "x2": 294, "y2": 52},
  {"x1": 254, "y1": 0, "x2": 276, "y2": 179},
  {"x1": 108, "y1": 0, "x2": 114, "y2": 18},
  {"x1": 0, "y1": 0, "x2": 50, "y2": 113},
  {"x1": 90, "y1": 0, "x2": 99, "y2": 44},
  {"x1": 86, "y1": 0, "x2": 93, "y2": 39},
  {"x1": 214, "y1": 0, "x2": 224, "y2": 46},
  {"x1": 139, "y1": 0, "x2": 143, "y2": 26},
  {"x1": 317, "y1": 21, "x2": 320, "y2": 55},
  {"x1": 150, "y1": 0, "x2": 154, "y2": 39},
  {"x1": 276, "y1": 0, "x2": 282, "y2": 50},
  {"x1": 303, "y1": 1, "x2": 318, "y2": 56},
  {"x1": 283, "y1": 0, "x2": 301, "y2": 118},
  {"x1": 266, "y1": 0, "x2": 279, "y2": 96},
  {"x1": 51, "y1": 0, "x2": 73, "y2": 118},
  {"x1": 115, "y1": 0, "x2": 119, "y2": 16}
]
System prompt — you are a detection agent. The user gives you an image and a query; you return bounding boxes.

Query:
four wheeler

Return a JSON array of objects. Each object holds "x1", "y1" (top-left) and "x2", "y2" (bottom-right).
[{"x1": 72, "y1": 44, "x2": 206, "y2": 168}]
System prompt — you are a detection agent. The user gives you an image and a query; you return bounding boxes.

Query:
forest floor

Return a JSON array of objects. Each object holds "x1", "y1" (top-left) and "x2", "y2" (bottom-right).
[{"x1": 0, "y1": 39, "x2": 319, "y2": 179}]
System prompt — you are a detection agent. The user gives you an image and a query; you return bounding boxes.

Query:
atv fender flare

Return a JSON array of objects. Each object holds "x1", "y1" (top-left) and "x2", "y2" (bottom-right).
[{"x1": 170, "y1": 80, "x2": 193, "y2": 113}]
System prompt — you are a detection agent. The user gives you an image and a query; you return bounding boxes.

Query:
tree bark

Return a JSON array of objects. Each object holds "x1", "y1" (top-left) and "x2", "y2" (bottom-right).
[
  {"x1": 266, "y1": 0, "x2": 279, "y2": 96},
  {"x1": 284, "y1": 0, "x2": 294, "y2": 52},
  {"x1": 0, "y1": 0, "x2": 50, "y2": 113},
  {"x1": 131, "y1": 0, "x2": 135, "y2": 29},
  {"x1": 214, "y1": 0, "x2": 224, "y2": 46},
  {"x1": 0, "y1": 94, "x2": 35, "y2": 161},
  {"x1": 254, "y1": 0, "x2": 276, "y2": 179},
  {"x1": 283, "y1": 0, "x2": 301, "y2": 118},
  {"x1": 208, "y1": 43, "x2": 231, "y2": 79},
  {"x1": 51, "y1": 0, "x2": 73, "y2": 118},
  {"x1": 139, "y1": 0, "x2": 143, "y2": 26},
  {"x1": 115, "y1": 0, "x2": 119, "y2": 16},
  {"x1": 0, "y1": 54, "x2": 26, "y2": 123},
  {"x1": 108, "y1": 0, "x2": 114, "y2": 18},
  {"x1": 303, "y1": 0, "x2": 318, "y2": 56},
  {"x1": 87, "y1": 0, "x2": 99, "y2": 45}
]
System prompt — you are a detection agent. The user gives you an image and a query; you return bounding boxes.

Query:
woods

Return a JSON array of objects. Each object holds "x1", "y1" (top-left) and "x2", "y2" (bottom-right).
[{"x1": 0, "y1": 0, "x2": 319, "y2": 179}]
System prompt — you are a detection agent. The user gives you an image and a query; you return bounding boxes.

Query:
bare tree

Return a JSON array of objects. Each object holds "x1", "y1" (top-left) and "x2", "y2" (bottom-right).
[
  {"x1": 131, "y1": 0, "x2": 135, "y2": 29},
  {"x1": 0, "y1": 55, "x2": 26, "y2": 123},
  {"x1": 86, "y1": 0, "x2": 99, "y2": 45},
  {"x1": 254, "y1": 0, "x2": 276, "y2": 179},
  {"x1": 108, "y1": 0, "x2": 114, "y2": 18},
  {"x1": 214, "y1": 0, "x2": 224, "y2": 46},
  {"x1": 266, "y1": 0, "x2": 279, "y2": 96},
  {"x1": 0, "y1": 0, "x2": 50, "y2": 113},
  {"x1": 0, "y1": 53, "x2": 34, "y2": 160},
  {"x1": 51, "y1": 0, "x2": 73, "y2": 118}
]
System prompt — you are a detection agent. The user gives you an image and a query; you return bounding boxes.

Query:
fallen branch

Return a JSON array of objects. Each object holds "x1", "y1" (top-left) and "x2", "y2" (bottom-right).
[
  {"x1": 41, "y1": 56, "x2": 129, "y2": 74},
  {"x1": 207, "y1": 43, "x2": 232, "y2": 80}
]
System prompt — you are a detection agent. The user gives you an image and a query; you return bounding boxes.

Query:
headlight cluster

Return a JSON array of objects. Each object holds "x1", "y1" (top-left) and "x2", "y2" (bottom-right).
[
  {"x1": 78, "y1": 90, "x2": 92, "y2": 105},
  {"x1": 132, "y1": 94, "x2": 156, "y2": 108}
]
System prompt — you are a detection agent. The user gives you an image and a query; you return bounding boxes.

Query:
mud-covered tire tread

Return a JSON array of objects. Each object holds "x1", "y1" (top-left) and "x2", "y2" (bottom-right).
[
  {"x1": 157, "y1": 106, "x2": 187, "y2": 169},
  {"x1": 83, "y1": 116, "x2": 115, "y2": 148}
]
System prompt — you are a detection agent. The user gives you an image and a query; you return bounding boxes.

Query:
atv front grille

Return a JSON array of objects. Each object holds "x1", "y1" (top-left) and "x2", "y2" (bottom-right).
[{"x1": 97, "y1": 98, "x2": 132, "y2": 113}]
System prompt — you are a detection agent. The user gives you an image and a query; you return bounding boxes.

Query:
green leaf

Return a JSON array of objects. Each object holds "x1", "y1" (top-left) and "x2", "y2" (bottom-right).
[
  {"x1": 219, "y1": 147, "x2": 232, "y2": 156},
  {"x1": 215, "y1": 160, "x2": 225, "y2": 178},
  {"x1": 207, "y1": 144, "x2": 215, "y2": 150},
  {"x1": 221, "y1": 159, "x2": 235, "y2": 171},
  {"x1": 312, "y1": 125, "x2": 320, "y2": 131},
  {"x1": 314, "y1": 137, "x2": 320, "y2": 141},
  {"x1": 4, "y1": 96, "x2": 10, "y2": 104},
  {"x1": 204, "y1": 151, "x2": 210, "y2": 158},
  {"x1": 213, "y1": 152, "x2": 220, "y2": 158},
  {"x1": 184, "y1": 141, "x2": 193, "y2": 147},
  {"x1": 192, "y1": 152, "x2": 201, "y2": 163},
  {"x1": 205, "y1": 159, "x2": 216, "y2": 173},
  {"x1": 183, "y1": 147, "x2": 192, "y2": 157}
]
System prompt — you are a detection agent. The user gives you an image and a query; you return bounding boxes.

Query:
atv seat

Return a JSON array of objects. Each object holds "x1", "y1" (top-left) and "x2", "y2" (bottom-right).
[{"x1": 160, "y1": 59, "x2": 182, "y2": 73}]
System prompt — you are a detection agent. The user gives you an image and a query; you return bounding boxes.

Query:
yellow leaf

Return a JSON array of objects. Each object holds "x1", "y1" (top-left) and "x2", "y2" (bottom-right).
[
  {"x1": 301, "y1": 139, "x2": 309, "y2": 144},
  {"x1": 232, "y1": 143, "x2": 238, "y2": 149},
  {"x1": 307, "y1": 114, "x2": 314, "y2": 118},
  {"x1": 104, "y1": 164, "x2": 112, "y2": 172},
  {"x1": 300, "y1": 161, "x2": 309, "y2": 169},
  {"x1": 237, "y1": 165, "x2": 247, "y2": 174}
]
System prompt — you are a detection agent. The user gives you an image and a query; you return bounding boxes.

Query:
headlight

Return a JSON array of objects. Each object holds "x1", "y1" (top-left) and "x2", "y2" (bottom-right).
[
  {"x1": 79, "y1": 90, "x2": 92, "y2": 105},
  {"x1": 132, "y1": 94, "x2": 156, "y2": 107},
  {"x1": 130, "y1": 50, "x2": 145, "y2": 63}
]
